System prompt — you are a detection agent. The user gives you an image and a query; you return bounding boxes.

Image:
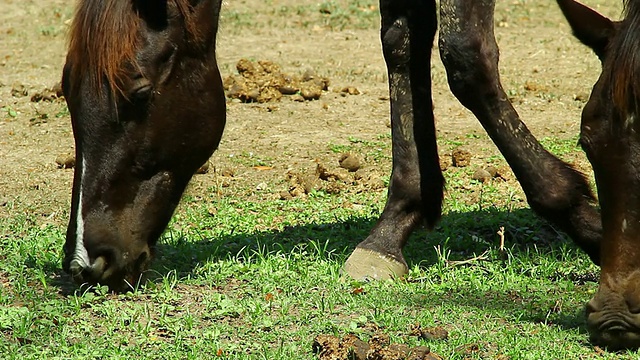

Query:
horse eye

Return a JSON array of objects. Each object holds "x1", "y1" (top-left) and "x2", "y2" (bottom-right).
[
  {"x1": 132, "y1": 84, "x2": 153, "y2": 99},
  {"x1": 128, "y1": 77, "x2": 153, "y2": 101}
]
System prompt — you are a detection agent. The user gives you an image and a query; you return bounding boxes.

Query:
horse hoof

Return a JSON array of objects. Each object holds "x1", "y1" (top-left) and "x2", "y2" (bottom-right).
[{"x1": 342, "y1": 247, "x2": 408, "y2": 281}]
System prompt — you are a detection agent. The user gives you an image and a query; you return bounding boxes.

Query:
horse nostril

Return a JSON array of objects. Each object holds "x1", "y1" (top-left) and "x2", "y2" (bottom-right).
[
  {"x1": 134, "y1": 250, "x2": 150, "y2": 273},
  {"x1": 69, "y1": 258, "x2": 87, "y2": 278},
  {"x1": 586, "y1": 298, "x2": 600, "y2": 314},
  {"x1": 137, "y1": 250, "x2": 148, "y2": 262},
  {"x1": 88, "y1": 256, "x2": 108, "y2": 279}
]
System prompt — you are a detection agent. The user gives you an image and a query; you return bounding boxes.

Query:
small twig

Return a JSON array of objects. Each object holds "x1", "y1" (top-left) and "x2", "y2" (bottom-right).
[
  {"x1": 498, "y1": 226, "x2": 505, "y2": 252},
  {"x1": 497, "y1": 226, "x2": 507, "y2": 261},
  {"x1": 446, "y1": 250, "x2": 489, "y2": 267}
]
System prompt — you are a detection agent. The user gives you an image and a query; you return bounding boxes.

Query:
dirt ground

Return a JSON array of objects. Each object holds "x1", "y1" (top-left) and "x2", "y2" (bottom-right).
[{"x1": 0, "y1": 0, "x2": 622, "y2": 229}]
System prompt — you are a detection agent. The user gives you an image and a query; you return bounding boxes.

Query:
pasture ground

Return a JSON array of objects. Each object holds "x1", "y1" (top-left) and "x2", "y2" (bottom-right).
[{"x1": 0, "y1": 0, "x2": 635, "y2": 358}]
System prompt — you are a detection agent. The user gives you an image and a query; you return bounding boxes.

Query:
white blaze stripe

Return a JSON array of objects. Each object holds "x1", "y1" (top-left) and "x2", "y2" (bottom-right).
[
  {"x1": 71, "y1": 156, "x2": 90, "y2": 271},
  {"x1": 626, "y1": 114, "x2": 636, "y2": 129}
]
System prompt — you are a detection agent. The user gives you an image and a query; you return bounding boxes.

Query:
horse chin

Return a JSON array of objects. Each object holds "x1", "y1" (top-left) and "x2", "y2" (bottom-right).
[
  {"x1": 589, "y1": 329, "x2": 640, "y2": 351},
  {"x1": 587, "y1": 301, "x2": 640, "y2": 350},
  {"x1": 64, "y1": 250, "x2": 150, "y2": 292}
]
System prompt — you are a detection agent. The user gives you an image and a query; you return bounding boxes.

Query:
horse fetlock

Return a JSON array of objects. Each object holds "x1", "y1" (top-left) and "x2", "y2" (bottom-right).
[{"x1": 342, "y1": 247, "x2": 408, "y2": 281}]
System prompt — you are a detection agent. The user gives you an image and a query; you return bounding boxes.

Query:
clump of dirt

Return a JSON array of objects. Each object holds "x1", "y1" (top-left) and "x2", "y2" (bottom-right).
[
  {"x1": 224, "y1": 58, "x2": 329, "y2": 103},
  {"x1": 11, "y1": 82, "x2": 64, "y2": 102},
  {"x1": 312, "y1": 332, "x2": 443, "y2": 360},
  {"x1": 338, "y1": 153, "x2": 361, "y2": 172},
  {"x1": 283, "y1": 168, "x2": 321, "y2": 198},
  {"x1": 55, "y1": 153, "x2": 75, "y2": 169},
  {"x1": 11, "y1": 83, "x2": 28, "y2": 97},
  {"x1": 471, "y1": 165, "x2": 510, "y2": 183},
  {"x1": 340, "y1": 86, "x2": 360, "y2": 96},
  {"x1": 281, "y1": 155, "x2": 385, "y2": 199},
  {"x1": 451, "y1": 148, "x2": 472, "y2": 167},
  {"x1": 30, "y1": 83, "x2": 64, "y2": 102},
  {"x1": 574, "y1": 92, "x2": 589, "y2": 102},
  {"x1": 439, "y1": 155, "x2": 451, "y2": 171},
  {"x1": 353, "y1": 168, "x2": 386, "y2": 190},
  {"x1": 485, "y1": 165, "x2": 513, "y2": 182},
  {"x1": 409, "y1": 324, "x2": 449, "y2": 341},
  {"x1": 471, "y1": 168, "x2": 492, "y2": 183},
  {"x1": 454, "y1": 343, "x2": 481, "y2": 357}
]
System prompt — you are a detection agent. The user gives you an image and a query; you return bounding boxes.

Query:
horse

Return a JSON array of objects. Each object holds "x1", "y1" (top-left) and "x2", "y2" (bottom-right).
[
  {"x1": 61, "y1": 0, "x2": 640, "y2": 349},
  {"x1": 62, "y1": 0, "x2": 225, "y2": 289}
]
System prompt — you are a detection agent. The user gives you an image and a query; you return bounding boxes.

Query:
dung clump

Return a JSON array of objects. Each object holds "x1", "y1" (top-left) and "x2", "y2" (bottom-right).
[
  {"x1": 312, "y1": 331, "x2": 444, "y2": 360},
  {"x1": 452, "y1": 148, "x2": 472, "y2": 167},
  {"x1": 224, "y1": 59, "x2": 329, "y2": 103}
]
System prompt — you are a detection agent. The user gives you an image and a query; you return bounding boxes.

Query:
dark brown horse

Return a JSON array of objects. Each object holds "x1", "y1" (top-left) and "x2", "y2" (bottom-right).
[
  {"x1": 62, "y1": 0, "x2": 225, "y2": 288},
  {"x1": 62, "y1": 0, "x2": 640, "y2": 349}
]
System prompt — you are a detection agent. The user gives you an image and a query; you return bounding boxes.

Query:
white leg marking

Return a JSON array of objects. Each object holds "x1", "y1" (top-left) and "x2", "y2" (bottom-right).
[{"x1": 70, "y1": 156, "x2": 90, "y2": 273}]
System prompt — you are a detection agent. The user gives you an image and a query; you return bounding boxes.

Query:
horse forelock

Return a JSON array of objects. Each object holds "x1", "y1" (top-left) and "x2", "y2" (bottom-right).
[
  {"x1": 67, "y1": 0, "x2": 140, "y2": 97},
  {"x1": 608, "y1": 0, "x2": 640, "y2": 118},
  {"x1": 66, "y1": 0, "x2": 199, "y2": 98}
]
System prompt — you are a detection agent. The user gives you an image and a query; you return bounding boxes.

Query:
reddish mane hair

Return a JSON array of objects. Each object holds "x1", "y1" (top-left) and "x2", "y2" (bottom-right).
[
  {"x1": 66, "y1": 0, "x2": 197, "y2": 96},
  {"x1": 607, "y1": 0, "x2": 640, "y2": 117}
]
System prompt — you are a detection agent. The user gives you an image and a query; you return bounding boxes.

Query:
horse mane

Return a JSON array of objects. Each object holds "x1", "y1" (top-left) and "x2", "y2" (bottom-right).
[
  {"x1": 66, "y1": 0, "x2": 198, "y2": 97},
  {"x1": 608, "y1": 0, "x2": 640, "y2": 116}
]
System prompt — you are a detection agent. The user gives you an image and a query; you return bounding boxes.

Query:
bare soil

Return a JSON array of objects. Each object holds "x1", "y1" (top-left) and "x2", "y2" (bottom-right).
[{"x1": 0, "y1": 1, "x2": 622, "y2": 235}]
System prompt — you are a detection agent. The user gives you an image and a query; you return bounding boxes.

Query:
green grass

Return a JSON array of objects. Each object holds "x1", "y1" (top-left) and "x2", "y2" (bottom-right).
[
  {"x1": 327, "y1": 136, "x2": 391, "y2": 165},
  {"x1": 1, "y1": 0, "x2": 631, "y2": 357},
  {"x1": 1, "y1": 161, "x2": 637, "y2": 359}
]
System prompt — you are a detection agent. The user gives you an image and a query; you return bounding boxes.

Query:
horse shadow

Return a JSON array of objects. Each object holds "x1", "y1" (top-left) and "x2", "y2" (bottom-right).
[
  {"x1": 150, "y1": 206, "x2": 593, "y2": 334},
  {"x1": 39, "y1": 206, "x2": 595, "y2": 334},
  {"x1": 150, "y1": 206, "x2": 589, "y2": 274}
]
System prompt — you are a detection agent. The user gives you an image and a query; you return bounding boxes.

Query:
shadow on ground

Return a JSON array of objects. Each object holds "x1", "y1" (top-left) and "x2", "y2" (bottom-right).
[
  {"x1": 150, "y1": 206, "x2": 587, "y2": 276},
  {"x1": 40, "y1": 205, "x2": 596, "y2": 336}
]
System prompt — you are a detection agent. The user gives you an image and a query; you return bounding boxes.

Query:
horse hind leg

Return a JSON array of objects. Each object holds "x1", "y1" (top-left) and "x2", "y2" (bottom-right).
[
  {"x1": 438, "y1": 0, "x2": 601, "y2": 263},
  {"x1": 343, "y1": 0, "x2": 443, "y2": 280}
]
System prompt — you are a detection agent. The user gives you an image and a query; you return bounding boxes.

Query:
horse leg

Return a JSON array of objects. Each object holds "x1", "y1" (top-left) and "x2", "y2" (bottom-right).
[
  {"x1": 344, "y1": 0, "x2": 443, "y2": 279},
  {"x1": 438, "y1": 0, "x2": 602, "y2": 263}
]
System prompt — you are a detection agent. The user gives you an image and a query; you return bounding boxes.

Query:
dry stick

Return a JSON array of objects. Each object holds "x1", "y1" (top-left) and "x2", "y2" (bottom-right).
[
  {"x1": 498, "y1": 226, "x2": 505, "y2": 251},
  {"x1": 446, "y1": 250, "x2": 490, "y2": 267},
  {"x1": 440, "y1": 226, "x2": 507, "y2": 267},
  {"x1": 497, "y1": 226, "x2": 507, "y2": 260}
]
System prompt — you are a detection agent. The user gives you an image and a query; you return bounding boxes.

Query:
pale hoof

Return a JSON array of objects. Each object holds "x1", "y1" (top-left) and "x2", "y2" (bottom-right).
[{"x1": 342, "y1": 247, "x2": 408, "y2": 281}]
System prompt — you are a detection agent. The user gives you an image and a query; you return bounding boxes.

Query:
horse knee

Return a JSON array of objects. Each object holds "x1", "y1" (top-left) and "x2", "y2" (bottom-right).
[
  {"x1": 438, "y1": 31, "x2": 499, "y2": 106},
  {"x1": 381, "y1": 17, "x2": 411, "y2": 69},
  {"x1": 526, "y1": 165, "x2": 594, "y2": 218}
]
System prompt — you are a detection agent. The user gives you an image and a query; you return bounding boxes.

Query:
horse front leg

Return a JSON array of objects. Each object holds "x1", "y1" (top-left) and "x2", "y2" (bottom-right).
[
  {"x1": 343, "y1": 0, "x2": 443, "y2": 280},
  {"x1": 438, "y1": 0, "x2": 602, "y2": 263}
]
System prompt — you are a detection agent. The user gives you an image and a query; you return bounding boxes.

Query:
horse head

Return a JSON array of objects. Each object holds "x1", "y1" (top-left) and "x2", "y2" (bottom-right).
[{"x1": 62, "y1": 0, "x2": 225, "y2": 290}]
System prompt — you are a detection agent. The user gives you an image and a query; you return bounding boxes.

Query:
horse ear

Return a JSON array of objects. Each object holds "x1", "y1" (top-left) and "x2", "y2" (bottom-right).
[{"x1": 557, "y1": 0, "x2": 615, "y2": 59}]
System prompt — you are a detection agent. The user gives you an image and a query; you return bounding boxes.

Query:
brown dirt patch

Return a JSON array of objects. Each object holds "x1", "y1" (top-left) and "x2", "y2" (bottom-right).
[
  {"x1": 313, "y1": 332, "x2": 443, "y2": 360},
  {"x1": 0, "y1": 1, "x2": 622, "y2": 240}
]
